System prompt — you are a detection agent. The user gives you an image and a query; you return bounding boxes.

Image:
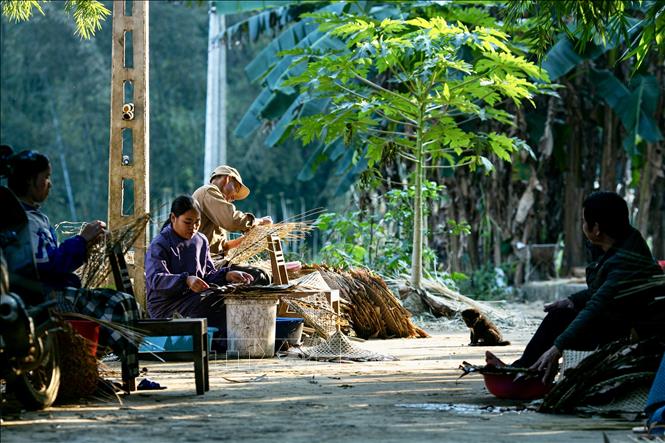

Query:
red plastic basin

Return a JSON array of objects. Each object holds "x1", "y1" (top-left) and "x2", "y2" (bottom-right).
[
  {"x1": 483, "y1": 372, "x2": 552, "y2": 400},
  {"x1": 67, "y1": 320, "x2": 101, "y2": 357}
]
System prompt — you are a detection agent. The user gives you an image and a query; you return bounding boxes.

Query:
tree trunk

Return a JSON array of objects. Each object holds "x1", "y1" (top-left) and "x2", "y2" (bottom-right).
[
  {"x1": 410, "y1": 111, "x2": 424, "y2": 288},
  {"x1": 600, "y1": 50, "x2": 617, "y2": 191},
  {"x1": 651, "y1": 170, "x2": 665, "y2": 259},
  {"x1": 45, "y1": 81, "x2": 77, "y2": 221},
  {"x1": 446, "y1": 187, "x2": 461, "y2": 273},
  {"x1": 562, "y1": 80, "x2": 585, "y2": 275},
  {"x1": 648, "y1": 59, "x2": 665, "y2": 258},
  {"x1": 637, "y1": 143, "x2": 661, "y2": 236}
]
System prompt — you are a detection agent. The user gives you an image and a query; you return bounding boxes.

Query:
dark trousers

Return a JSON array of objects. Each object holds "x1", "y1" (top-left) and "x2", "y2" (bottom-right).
[
  {"x1": 512, "y1": 307, "x2": 627, "y2": 368},
  {"x1": 646, "y1": 353, "x2": 665, "y2": 415},
  {"x1": 181, "y1": 265, "x2": 270, "y2": 351}
]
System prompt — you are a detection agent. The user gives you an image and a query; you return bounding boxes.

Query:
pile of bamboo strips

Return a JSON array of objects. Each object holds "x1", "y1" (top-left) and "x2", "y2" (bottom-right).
[
  {"x1": 220, "y1": 221, "x2": 313, "y2": 265},
  {"x1": 308, "y1": 264, "x2": 429, "y2": 339}
]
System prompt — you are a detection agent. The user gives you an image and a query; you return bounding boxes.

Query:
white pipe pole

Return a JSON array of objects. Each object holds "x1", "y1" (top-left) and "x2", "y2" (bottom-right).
[{"x1": 204, "y1": 3, "x2": 227, "y2": 182}]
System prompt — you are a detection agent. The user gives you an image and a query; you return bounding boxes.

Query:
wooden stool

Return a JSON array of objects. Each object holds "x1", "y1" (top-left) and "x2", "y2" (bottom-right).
[
  {"x1": 135, "y1": 318, "x2": 209, "y2": 395},
  {"x1": 109, "y1": 244, "x2": 209, "y2": 395}
]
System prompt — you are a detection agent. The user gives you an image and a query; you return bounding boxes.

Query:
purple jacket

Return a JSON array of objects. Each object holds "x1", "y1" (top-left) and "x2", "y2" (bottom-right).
[{"x1": 145, "y1": 224, "x2": 229, "y2": 319}]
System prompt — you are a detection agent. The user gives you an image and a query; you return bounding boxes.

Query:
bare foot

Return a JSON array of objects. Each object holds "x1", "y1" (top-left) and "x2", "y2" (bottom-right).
[{"x1": 485, "y1": 350, "x2": 506, "y2": 368}]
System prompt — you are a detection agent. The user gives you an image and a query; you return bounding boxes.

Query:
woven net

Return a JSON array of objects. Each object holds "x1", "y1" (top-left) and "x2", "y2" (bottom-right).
[
  {"x1": 558, "y1": 350, "x2": 595, "y2": 382},
  {"x1": 301, "y1": 331, "x2": 396, "y2": 362},
  {"x1": 541, "y1": 339, "x2": 663, "y2": 413},
  {"x1": 281, "y1": 272, "x2": 341, "y2": 339},
  {"x1": 557, "y1": 350, "x2": 650, "y2": 413}
]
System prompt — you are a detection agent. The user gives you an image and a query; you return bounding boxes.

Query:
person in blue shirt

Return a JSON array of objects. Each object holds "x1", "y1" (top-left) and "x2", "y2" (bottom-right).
[
  {"x1": 145, "y1": 195, "x2": 253, "y2": 341},
  {"x1": 3, "y1": 149, "x2": 140, "y2": 379}
]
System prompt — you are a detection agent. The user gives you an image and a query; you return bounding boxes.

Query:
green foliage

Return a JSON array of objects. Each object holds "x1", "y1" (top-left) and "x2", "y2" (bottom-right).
[
  {"x1": 589, "y1": 69, "x2": 663, "y2": 154},
  {"x1": 283, "y1": 8, "x2": 552, "y2": 173},
  {"x1": 1, "y1": 0, "x2": 110, "y2": 39},
  {"x1": 457, "y1": 262, "x2": 516, "y2": 301},
  {"x1": 503, "y1": 0, "x2": 665, "y2": 72},
  {"x1": 315, "y1": 181, "x2": 445, "y2": 276},
  {"x1": 279, "y1": 5, "x2": 552, "y2": 286}
]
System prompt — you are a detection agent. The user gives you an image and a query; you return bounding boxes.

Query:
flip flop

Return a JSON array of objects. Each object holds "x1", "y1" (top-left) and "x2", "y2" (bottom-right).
[
  {"x1": 137, "y1": 378, "x2": 167, "y2": 390},
  {"x1": 647, "y1": 405, "x2": 665, "y2": 436}
]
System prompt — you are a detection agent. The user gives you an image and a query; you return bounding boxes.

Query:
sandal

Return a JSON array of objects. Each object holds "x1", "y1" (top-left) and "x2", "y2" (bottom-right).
[
  {"x1": 647, "y1": 405, "x2": 665, "y2": 436},
  {"x1": 137, "y1": 378, "x2": 167, "y2": 390}
]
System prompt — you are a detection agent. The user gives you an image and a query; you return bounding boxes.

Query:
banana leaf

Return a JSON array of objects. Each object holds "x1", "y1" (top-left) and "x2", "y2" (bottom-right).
[
  {"x1": 590, "y1": 68, "x2": 662, "y2": 154},
  {"x1": 214, "y1": 1, "x2": 306, "y2": 14},
  {"x1": 245, "y1": 19, "x2": 318, "y2": 82},
  {"x1": 265, "y1": 96, "x2": 330, "y2": 147},
  {"x1": 233, "y1": 88, "x2": 275, "y2": 137}
]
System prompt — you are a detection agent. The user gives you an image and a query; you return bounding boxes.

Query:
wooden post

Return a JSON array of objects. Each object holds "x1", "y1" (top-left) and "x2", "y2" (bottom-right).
[{"x1": 108, "y1": 0, "x2": 149, "y2": 310}]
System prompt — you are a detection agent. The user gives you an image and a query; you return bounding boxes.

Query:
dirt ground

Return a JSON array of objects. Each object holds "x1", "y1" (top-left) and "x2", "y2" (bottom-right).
[{"x1": 0, "y1": 303, "x2": 651, "y2": 443}]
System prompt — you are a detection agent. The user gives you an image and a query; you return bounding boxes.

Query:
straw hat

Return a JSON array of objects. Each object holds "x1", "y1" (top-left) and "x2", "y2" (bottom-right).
[{"x1": 209, "y1": 165, "x2": 250, "y2": 200}]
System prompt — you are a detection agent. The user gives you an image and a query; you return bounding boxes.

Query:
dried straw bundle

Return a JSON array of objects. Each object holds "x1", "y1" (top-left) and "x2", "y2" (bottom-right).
[
  {"x1": 66, "y1": 214, "x2": 150, "y2": 288},
  {"x1": 308, "y1": 264, "x2": 429, "y2": 339},
  {"x1": 56, "y1": 320, "x2": 99, "y2": 402},
  {"x1": 221, "y1": 221, "x2": 313, "y2": 265}
]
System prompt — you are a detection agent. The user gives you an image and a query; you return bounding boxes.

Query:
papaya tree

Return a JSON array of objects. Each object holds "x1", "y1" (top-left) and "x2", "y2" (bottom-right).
[{"x1": 280, "y1": 11, "x2": 552, "y2": 288}]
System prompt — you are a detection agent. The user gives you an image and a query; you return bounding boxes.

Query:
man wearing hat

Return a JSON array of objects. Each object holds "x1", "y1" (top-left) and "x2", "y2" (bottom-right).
[{"x1": 193, "y1": 165, "x2": 272, "y2": 259}]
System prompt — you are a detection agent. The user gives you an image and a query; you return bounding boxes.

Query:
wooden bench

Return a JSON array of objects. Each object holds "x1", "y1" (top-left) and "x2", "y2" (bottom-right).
[{"x1": 108, "y1": 244, "x2": 210, "y2": 395}]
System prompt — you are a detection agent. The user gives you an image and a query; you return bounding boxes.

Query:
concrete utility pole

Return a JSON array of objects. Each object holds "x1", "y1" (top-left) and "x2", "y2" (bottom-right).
[
  {"x1": 204, "y1": 2, "x2": 227, "y2": 181},
  {"x1": 108, "y1": 0, "x2": 149, "y2": 309}
]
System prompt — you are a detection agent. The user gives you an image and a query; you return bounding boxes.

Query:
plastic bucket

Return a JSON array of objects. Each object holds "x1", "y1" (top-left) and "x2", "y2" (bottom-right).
[
  {"x1": 482, "y1": 373, "x2": 552, "y2": 400},
  {"x1": 224, "y1": 296, "x2": 278, "y2": 358},
  {"x1": 67, "y1": 320, "x2": 101, "y2": 356}
]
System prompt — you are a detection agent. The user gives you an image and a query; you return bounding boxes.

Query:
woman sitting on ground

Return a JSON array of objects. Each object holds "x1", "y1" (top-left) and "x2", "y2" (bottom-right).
[
  {"x1": 487, "y1": 191, "x2": 664, "y2": 382},
  {"x1": 2, "y1": 149, "x2": 140, "y2": 379},
  {"x1": 145, "y1": 195, "x2": 254, "y2": 344}
]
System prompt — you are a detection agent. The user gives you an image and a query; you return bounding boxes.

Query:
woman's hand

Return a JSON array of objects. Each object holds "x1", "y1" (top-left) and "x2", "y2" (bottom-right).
[
  {"x1": 257, "y1": 216, "x2": 273, "y2": 226},
  {"x1": 529, "y1": 345, "x2": 562, "y2": 384},
  {"x1": 226, "y1": 270, "x2": 254, "y2": 284},
  {"x1": 80, "y1": 220, "x2": 107, "y2": 242},
  {"x1": 186, "y1": 276, "x2": 210, "y2": 293},
  {"x1": 544, "y1": 298, "x2": 574, "y2": 313}
]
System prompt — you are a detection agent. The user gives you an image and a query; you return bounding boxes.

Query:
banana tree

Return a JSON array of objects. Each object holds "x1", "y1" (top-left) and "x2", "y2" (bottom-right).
[{"x1": 280, "y1": 12, "x2": 552, "y2": 288}]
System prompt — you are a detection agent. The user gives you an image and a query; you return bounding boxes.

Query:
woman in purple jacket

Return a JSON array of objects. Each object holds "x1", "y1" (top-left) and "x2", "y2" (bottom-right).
[{"x1": 145, "y1": 195, "x2": 253, "y2": 335}]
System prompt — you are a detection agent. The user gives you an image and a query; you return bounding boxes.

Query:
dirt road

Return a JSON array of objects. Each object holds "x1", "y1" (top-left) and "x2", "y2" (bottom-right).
[{"x1": 1, "y1": 311, "x2": 645, "y2": 443}]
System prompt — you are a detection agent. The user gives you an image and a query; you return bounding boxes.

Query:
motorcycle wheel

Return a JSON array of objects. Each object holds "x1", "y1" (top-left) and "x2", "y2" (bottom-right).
[{"x1": 12, "y1": 333, "x2": 60, "y2": 410}]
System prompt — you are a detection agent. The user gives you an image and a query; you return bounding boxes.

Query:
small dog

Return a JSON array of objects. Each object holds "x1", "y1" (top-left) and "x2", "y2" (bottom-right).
[{"x1": 461, "y1": 308, "x2": 510, "y2": 346}]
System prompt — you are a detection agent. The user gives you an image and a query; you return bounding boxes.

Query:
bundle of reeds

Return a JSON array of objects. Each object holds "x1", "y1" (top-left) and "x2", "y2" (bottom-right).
[
  {"x1": 308, "y1": 264, "x2": 429, "y2": 339},
  {"x1": 221, "y1": 221, "x2": 313, "y2": 265},
  {"x1": 58, "y1": 214, "x2": 150, "y2": 289}
]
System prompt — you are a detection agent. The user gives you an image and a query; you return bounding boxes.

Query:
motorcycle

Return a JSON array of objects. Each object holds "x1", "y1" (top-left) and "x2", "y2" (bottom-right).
[{"x1": 0, "y1": 184, "x2": 61, "y2": 410}]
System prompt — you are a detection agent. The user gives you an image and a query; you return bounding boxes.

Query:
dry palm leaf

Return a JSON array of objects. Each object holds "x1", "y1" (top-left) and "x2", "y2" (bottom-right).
[
  {"x1": 305, "y1": 264, "x2": 428, "y2": 339},
  {"x1": 221, "y1": 221, "x2": 313, "y2": 265},
  {"x1": 58, "y1": 214, "x2": 150, "y2": 289}
]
